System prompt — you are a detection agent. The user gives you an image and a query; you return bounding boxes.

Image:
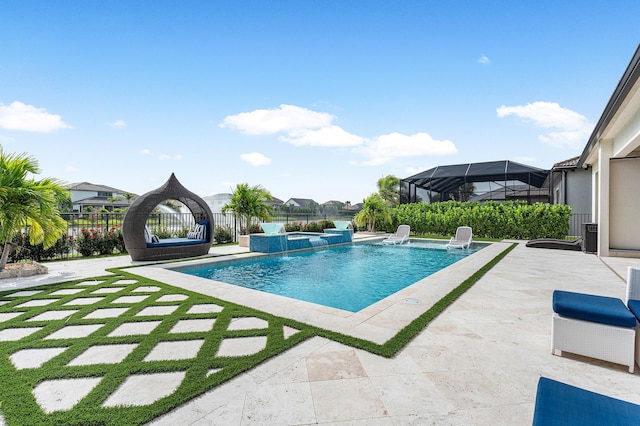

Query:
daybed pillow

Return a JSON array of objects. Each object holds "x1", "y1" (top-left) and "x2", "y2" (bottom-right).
[
  {"x1": 194, "y1": 223, "x2": 206, "y2": 239},
  {"x1": 144, "y1": 226, "x2": 152, "y2": 243}
]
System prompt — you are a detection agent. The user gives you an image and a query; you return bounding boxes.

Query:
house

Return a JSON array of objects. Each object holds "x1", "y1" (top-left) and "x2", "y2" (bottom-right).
[
  {"x1": 203, "y1": 193, "x2": 232, "y2": 213},
  {"x1": 265, "y1": 196, "x2": 284, "y2": 209},
  {"x1": 577, "y1": 43, "x2": 640, "y2": 257},
  {"x1": 550, "y1": 156, "x2": 593, "y2": 236},
  {"x1": 283, "y1": 198, "x2": 316, "y2": 208},
  {"x1": 67, "y1": 182, "x2": 134, "y2": 212}
]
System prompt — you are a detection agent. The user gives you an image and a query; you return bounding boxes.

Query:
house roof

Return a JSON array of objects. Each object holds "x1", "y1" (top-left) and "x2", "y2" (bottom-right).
[
  {"x1": 402, "y1": 160, "x2": 549, "y2": 195},
  {"x1": 578, "y1": 43, "x2": 640, "y2": 167},
  {"x1": 552, "y1": 156, "x2": 580, "y2": 169},
  {"x1": 285, "y1": 198, "x2": 316, "y2": 205},
  {"x1": 67, "y1": 182, "x2": 130, "y2": 194},
  {"x1": 73, "y1": 196, "x2": 131, "y2": 206}
]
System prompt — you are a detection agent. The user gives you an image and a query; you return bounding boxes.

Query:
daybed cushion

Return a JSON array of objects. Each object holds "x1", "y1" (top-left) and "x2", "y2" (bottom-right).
[
  {"x1": 147, "y1": 238, "x2": 207, "y2": 248},
  {"x1": 533, "y1": 377, "x2": 640, "y2": 426},
  {"x1": 628, "y1": 299, "x2": 640, "y2": 320},
  {"x1": 552, "y1": 290, "x2": 636, "y2": 328}
]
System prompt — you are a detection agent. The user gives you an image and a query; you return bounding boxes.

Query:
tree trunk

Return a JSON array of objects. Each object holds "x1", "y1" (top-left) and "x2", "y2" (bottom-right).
[{"x1": 0, "y1": 242, "x2": 13, "y2": 271}]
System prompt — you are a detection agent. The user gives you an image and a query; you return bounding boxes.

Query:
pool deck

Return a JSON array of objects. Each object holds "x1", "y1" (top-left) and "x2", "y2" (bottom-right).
[{"x1": 2, "y1": 235, "x2": 640, "y2": 425}]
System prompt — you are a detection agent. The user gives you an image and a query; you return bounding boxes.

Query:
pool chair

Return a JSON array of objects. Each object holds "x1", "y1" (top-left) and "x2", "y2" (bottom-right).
[
  {"x1": 382, "y1": 225, "x2": 410, "y2": 245},
  {"x1": 446, "y1": 226, "x2": 472, "y2": 249},
  {"x1": 532, "y1": 377, "x2": 640, "y2": 425},
  {"x1": 549, "y1": 267, "x2": 640, "y2": 373}
]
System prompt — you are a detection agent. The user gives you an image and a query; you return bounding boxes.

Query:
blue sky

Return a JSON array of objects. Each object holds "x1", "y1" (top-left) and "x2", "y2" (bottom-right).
[{"x1": 1, "y1": 1, "x2": 639, "y2": 204}]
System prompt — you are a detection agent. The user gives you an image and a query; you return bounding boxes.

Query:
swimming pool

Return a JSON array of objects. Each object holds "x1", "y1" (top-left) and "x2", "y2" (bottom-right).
[{"x1": 174, "y1": 241, "x2": 485, "y2": 312}]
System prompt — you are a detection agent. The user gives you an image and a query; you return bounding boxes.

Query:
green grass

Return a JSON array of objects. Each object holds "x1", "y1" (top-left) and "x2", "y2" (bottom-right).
[{"x1": 0, "y1": 243, "x2": 516, "y2": 425}]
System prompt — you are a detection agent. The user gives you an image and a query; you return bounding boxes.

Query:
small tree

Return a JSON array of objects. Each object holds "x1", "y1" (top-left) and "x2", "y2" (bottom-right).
[
  {"x1": 222, "y1": 183, "x2": 274, "y2": 235},
  {"x1": 353, "y1": 193, "x2": 391, "y2": 232},
  {"x1": 377, "y1": 175, "x2": 400, "y2": 207},
  {"x1": 0, "y1": 147, "x2": 68, "y2": 270}
]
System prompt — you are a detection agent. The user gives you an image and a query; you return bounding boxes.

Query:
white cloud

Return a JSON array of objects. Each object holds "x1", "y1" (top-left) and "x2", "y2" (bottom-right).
[
  {"x1": 220, "y1": 104, "x2": 334, "y2": 135},
  {"x1": 281, "y1": 125, "x2": 364, "y2": 147},
  {"x1": 354, "y1": 132, "x2": 458, "y2": 166},
  {"x1": 497, "y1": 101, "x2": 593, "y2": 149},
  {"x1": 140, "y1": 149, "x2": 151, "y2": 155},
  {"x1": 221, "y1": 104, "x2": 458, "y2": 166},
  {"x1": 478, "y1": 55, "x2": 490, "y2": 64},
  {"x1": 240, "y1": 152, "x2": 271, "y2": 166},
  {"x1": 65, "y1": 165, "x2": 78, "y2": 172},
  {"x1": 0, "y1": 101, "x2": 71, "y2": 132},
  {"x1": 0, "y1": 134, "x2": 14, "y2": 144},
  {"x1": 108, "y1": 119, "x2": 127, "y2": 128}
]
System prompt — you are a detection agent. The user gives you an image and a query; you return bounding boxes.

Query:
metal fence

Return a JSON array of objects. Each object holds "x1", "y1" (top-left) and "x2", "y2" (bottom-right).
[{"x1": 12, "y1": 212, "x2": 355, "y2": 262}]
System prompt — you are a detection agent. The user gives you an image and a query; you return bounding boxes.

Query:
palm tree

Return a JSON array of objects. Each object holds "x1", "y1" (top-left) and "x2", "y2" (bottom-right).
[
  {"x1": 353, "y1": 193, "x2": 391, "y2": 232},
  {"x1": 0, "y1": 147, "x2": 68, "y2": 270},
  {"x1": 377, "y1": 174, "x2": 400, "y2": 207},
  {"x1": 222, "y1": 183, "x2": 274, "y2": 235}
]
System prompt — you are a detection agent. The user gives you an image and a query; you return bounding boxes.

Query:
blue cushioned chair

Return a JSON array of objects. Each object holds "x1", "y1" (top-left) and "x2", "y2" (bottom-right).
[
  {"x1": 551, "y1": 290, "x2": 637, "y2": 373},
  {"x1": 533, "y1": 377, "x2": 640, "y2": 426}
]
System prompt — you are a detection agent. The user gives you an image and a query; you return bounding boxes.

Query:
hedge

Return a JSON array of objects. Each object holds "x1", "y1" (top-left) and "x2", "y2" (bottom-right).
[{"x1": 389, "y1": 201, "x2": 571, "y2": 239}]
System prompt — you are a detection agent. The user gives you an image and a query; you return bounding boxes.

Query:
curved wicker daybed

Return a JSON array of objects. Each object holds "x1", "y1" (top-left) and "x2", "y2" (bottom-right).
[{"x1": 122, "y1": 173, "x2": 214, "y2": 261}]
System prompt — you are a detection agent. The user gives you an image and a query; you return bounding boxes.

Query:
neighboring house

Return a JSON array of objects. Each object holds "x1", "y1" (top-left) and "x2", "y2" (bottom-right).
[
  {"x1": 203, "y1": 193, "x2": 232, "y2": 213},
  {"x1": 577, "y1": 44, "x2": 640, "y2": 257},
  {"x1": 265, "y1": 196, "x2": 284, "y2": 209},
  {"x1": 67, "y1": 182, "x2": 134, "y2": 212},
  {"x1": 283, "y1": 198, "x2": 316, "y2": 208},
  {"x1": 550, "y1": 156, "x2": 592, "y2": 236}
]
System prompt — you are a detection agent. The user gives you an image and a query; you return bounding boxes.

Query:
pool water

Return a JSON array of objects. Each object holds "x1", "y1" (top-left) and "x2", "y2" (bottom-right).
[{"x1": 175, "y1": 241, "x2": 485, "y2": 312}]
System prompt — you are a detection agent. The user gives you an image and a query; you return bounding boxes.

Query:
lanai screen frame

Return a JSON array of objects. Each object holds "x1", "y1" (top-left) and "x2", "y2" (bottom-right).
[{"x1": 400, "y1": 160, "x2": 550, "y2": 204}]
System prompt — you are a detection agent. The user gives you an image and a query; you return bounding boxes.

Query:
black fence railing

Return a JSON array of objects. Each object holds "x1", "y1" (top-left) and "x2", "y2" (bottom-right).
[{"x1": 10, "y1": 212, "x2": 356, "y2": 263}]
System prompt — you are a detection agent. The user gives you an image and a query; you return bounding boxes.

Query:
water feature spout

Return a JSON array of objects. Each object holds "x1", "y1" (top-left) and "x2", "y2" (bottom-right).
[
  {"x1": 259, "y1": 223, "x2": 285, "y2": 235},
  {"x1": 333, "y1": 221, "x2": 353, "y2": 231}
]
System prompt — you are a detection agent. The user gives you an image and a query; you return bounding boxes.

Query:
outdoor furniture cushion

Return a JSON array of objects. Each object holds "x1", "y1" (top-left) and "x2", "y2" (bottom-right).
[
  {"x1": 552, "y1": 290, "x2": 636, "y2": 328},
  {"x1": 533, "y1": 377, "x2": 640, "y2": 425},
  {"x1": 146, "y1": 238, "x2": 206, "y2": 248},
  {"x1": 628, "y1": 299, "x2": 640, "y2": 320}
]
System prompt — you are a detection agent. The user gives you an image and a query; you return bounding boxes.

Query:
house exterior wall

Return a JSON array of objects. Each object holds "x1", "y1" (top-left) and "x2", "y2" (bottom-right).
[
  {"x1": 565, "y1": 169, "x2": 592, "y2": 214},
  {"x1": 609, "y1": 157, "x2": 640, "y2": 250}
]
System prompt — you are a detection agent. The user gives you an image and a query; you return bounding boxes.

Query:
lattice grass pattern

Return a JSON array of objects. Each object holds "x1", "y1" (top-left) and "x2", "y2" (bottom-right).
[{"x1": 0, "y1": 273, "x2": 313, "y2": 425}]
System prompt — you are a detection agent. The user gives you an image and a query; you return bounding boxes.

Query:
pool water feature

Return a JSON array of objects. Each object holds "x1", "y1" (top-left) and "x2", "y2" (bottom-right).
[
  {"x1": 174, "y1": 241, "x2": 485, "y2": 312},
  {"x1": 259, "y1": 222, "x2": 284, "y2": 235}
]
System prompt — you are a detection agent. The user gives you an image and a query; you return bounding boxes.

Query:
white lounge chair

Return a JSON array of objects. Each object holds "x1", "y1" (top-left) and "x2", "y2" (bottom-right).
[
  {"x1": 382, "y1": 225, "x2": 410, "y2": 245},
  {"x1": 447, "y1": 226, "x2": 472, "y2": 249}
]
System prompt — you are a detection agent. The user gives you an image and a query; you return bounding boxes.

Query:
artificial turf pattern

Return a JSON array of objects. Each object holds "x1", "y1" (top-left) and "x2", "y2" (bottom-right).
[{"x1": 0, "y1": 243, "x2": 515, "y2": 425}]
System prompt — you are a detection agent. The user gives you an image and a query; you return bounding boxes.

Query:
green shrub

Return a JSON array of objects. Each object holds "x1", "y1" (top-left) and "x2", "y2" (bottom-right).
[
  {"x1": 390, "y1": 201, "x2": 571, "y2": 239},
  {"x1": 214, "y1": 225, "x2": 234, "y2": 244},
  {"x1": 9, "y1": 231, "x2": 74, "y2": 262},
  {"x1": 285, "y1": 222, "x2": 302, "y2": 232}
]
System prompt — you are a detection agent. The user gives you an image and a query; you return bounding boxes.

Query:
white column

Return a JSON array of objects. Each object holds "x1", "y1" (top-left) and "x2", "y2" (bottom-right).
[{"x1": 597, "y1": 141, "x2": 612, "y2": 257}]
